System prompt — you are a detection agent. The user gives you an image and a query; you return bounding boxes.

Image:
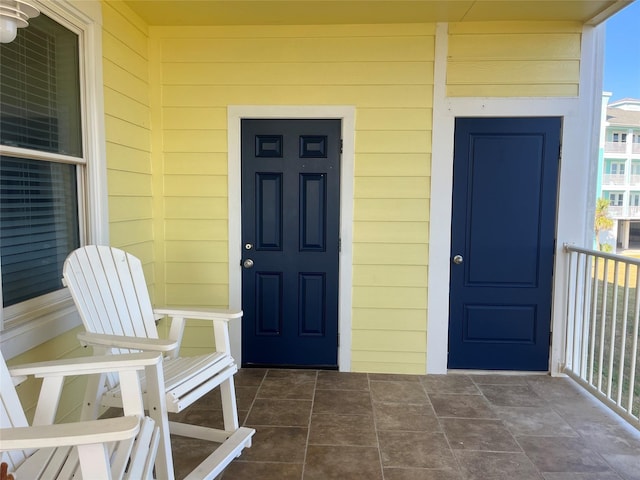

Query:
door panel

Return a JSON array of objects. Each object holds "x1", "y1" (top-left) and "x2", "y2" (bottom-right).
[
  {"x1": 241, "y1": 119, "x2": 340, "y2": 367},
  {"x1": 449, "y1": 117, "x2": 561, "y2": 371}
]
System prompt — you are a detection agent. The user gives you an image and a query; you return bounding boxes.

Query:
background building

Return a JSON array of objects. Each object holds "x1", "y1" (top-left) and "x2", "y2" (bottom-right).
[{"x1": 597, "y1": 95, "x2": 640, "y2": 249}]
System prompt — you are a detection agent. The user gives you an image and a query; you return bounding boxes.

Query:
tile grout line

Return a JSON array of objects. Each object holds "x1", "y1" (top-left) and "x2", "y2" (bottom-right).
[
  {"x1": 218, "y1": 369, "x2": 269, "y2": 480},
  {"x1": 299, "y1": 369, "x2": 319, "y2": 480},
  {"x1": 422, "y1": 377, "x2": 467, "y2": 479},
  {"x1": 370, "y1": 373, "x2": 388, "y2": 480}
]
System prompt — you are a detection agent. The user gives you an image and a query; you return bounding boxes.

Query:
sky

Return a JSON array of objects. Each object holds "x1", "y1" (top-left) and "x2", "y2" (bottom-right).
[{"x1": 603, "y1": 1, "x2": 640, "y2": 102}]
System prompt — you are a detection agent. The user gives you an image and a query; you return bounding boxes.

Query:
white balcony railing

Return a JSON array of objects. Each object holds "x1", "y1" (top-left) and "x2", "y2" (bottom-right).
[
  {"x1": 563, "y1": 244, "x2": 640, "y2": 428},
  {"x1": 630, "y1": 175, "x2": 640, "y2": 186},
  {"x1": 629, "y1": 206, "x2": 640, "y2": 217},
  {"x1": 603, "y1": 174, "x2": 626, "y2": 185},
  {"x1": 634, "y1": 143, "x2": 640, "y2": 155},
  {"x1": 605, "y1": 142, "x2": 628, "y2": 154},
  {"x1": 608, "y1": 206, "x2": 624, "y2": 217}
]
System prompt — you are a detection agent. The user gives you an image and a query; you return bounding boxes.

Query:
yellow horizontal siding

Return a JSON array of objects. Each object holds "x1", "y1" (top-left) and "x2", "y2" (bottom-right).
[
  {"x1": 352, "y1": 351, "x2": 426, "y2": 365},
  {"x1": 352, "y1": 330, "x2": 426, "y2": 352},
  {"x1": 103, "y1": 60, "x2": 150, "y2": 105},
  {"x1": 354, "y1": 244, "x2": 428, "y2": 266},
  {"x1": 103, "y1": 0, "x2": 153, "y2": 287},
  {"x1": 106, "y1": 143, "x2": 151, "y2": 174},
  {"x1": 448, "y1": 60, "x2": 580, "y2": 85},
  {"x1": 448, "y1": 84, "x2": 579, "y2": 97},
  {"x1": 357, "y1": 109, "x2": 432, "y2": 131},
  {"x1": 353, "y1": 286, "x2": 427, "y2": 309},
  {"x1": 357, "y1": 131, "x2": 431, "y2": 153},
  {"x1": 162, "y1": 108, "x2": 228, "y2": 130},
  {"x1": 102, "y1": 32, "x2": 148, "y2": 83},
  {"x1": 163, "y1": 85, "x2": 432, "y2": 108},
  {"x1": 105, "y1": 116, "x2": 150, "y2": 151},
  {"x1": 164, "y1": 219, "x2": 228, "y2": 241},
  {"x1": 107, "y1": 170, "x2": 152, "y2": 196},
  {"x1": 354, "y1": 199, "x2": 430, "y2": 222},
  {"x1": 354, "y1": 221, "x2": 429, "y2": 243},
  {"x1": 108, "y1": 197, "x2": 153, "y2": 222},
  {"x1": 355, "y1": 177, "x2": 430, "y2": 199},
  {"x1": 356, "y1": 153, "x2": 431, "y2": 177},
  {"x1": 164, "y1": 175, "x2": 228, "y2": 197},
  {"x1": 165, "y1": 263, "x2": 229, "y2": 284},
  {"x1": 165, "y1": 284, "x2": 229, "y2": 306},
  {"x1": 109, "y1": 219, "x2": 153, "y2": 246},
  {"x1": 154, "y1": 23, "x2": 434, "y2": 371},
  {"x1": 104, "y1": 88, "x2": 150, "y2": 128},
  {"x1": 164, "y1": 197, "x2": 228, "y2": 219},
  {"x1": 448, "y1": 34, "x2": 580, "y2": 60},
  {"x1": 122, "y1": 241, "x2": 155, "y2": 266},
  {"x1": 447, "y1": 22, "x2": 582, "y2": 97},
  {"x1": 162, "y1": 62, "x2": 433, "y2": 86},
  {"x1": 153, "y1": 23, "x2": 436, "y2": 39},
  {"x1": 180, "y1": 326, "x2": 216, "y2": 351},
  {"x1": 163, "y1": 130, "x2": 227, "y2": 153},
  {"x1": 353, "y1": 265, "x2": 428, "y2": 287},
  {"x1": 160, "y1": 36, "x2": 434, "y2": 63},
  {"x1": 352, "y1": 308, "x2": 427, "y2": 330},
  {"x1": 164, "y1": 152, "x2": 228, "y2": 175},
  {"x1": 102, "y1": 1, "x2": 149, "y2": 58},
  {"x1": 165, "y1": 241, "x2": 228, "y2": 262}
]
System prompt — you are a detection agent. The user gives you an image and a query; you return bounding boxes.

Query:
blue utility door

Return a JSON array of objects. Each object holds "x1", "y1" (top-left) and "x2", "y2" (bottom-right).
[
  {"x1": 241, "y1": 119, "x2": 340, "y2": 367},
  {"x1": 449, "y1": 117, "x2": 561, "y2": 370}
]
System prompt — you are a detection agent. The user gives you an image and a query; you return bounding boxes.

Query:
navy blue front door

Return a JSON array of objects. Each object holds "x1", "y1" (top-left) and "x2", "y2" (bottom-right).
[
  {"x1": 241, "y1": 119, "x2": 340, "y2": 367},
  {"x1": 449, "y1": 117, "x2": 561, "y2": 371}
]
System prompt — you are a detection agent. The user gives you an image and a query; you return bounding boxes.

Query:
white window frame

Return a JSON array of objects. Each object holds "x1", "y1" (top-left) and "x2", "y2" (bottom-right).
[
  {"x1": 609, "y1": 192, "x2": 624, "y2": 206},
  {"x1": 610, "y1": 162, "x2": 625, "y2": 175},
  {"x1": 612, "y1": 132, "x2": 627, "y2": 143},
  {"x1": 0, "y1": 0, "x2": 108, "y2": 360}
]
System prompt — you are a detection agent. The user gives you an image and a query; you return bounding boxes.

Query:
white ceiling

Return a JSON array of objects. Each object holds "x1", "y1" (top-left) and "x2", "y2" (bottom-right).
[{"x1": 123, "y1": 0, "x2": 633, "y2": 27}]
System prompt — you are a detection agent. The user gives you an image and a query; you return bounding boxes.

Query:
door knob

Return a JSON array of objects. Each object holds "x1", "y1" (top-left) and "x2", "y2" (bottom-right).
[
  {"x1": 243, "y1": 259, "x2": 254, "y2": 269},
  {"x1": 453, "y1": 255, "x2": 463, "y2": 265}
]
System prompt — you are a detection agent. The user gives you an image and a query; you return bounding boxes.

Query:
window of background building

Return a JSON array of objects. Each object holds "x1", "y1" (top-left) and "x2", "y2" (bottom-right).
[
  {"x1": 0, "y1": 12, "x2": 84, "y2": 325},
  {"x1": 611, "y1": 162, "x2": 626, "y2": 175},
  {"x1": 613, "y1": 132, "x2": 628, "y2": 143},
  {"x1": 609, "y1": 192, "x2": 624, "y2": 206}
]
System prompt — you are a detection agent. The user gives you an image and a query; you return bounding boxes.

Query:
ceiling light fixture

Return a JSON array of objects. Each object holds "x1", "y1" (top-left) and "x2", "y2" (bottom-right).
[{"x1": 0, "y1": 0, "x2": 39, "y2": 44}]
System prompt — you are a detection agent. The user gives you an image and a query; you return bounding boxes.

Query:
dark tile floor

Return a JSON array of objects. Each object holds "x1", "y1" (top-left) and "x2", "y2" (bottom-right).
[{"x1": 168, "y1": 369, "x2": 640, "y2": 480}]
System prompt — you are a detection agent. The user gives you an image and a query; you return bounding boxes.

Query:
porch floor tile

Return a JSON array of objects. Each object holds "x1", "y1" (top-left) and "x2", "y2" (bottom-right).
[{"x1": 164, "y1": 370, "x2": 640, "y2": 480}]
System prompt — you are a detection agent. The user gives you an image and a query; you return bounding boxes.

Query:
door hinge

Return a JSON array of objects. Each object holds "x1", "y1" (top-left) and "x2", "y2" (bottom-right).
[
  {"x1": 337, "y1": 333, "x2": 340, "y2": 347},
  {"x1": 339, "y1": 238, "x2": 341, "y2": 252},
  {"x1": 549, "y1": 332, "x2": 553, "y2": 346},
  {"x1": 340, "y1": 139, "x2": 343, "y2": 154}
]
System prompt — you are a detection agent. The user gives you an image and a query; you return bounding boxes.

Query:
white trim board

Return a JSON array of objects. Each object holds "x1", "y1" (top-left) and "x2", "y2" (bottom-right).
[
  {"x1": 427, "y1": 24, "x2": 604, "y2": 375},
  {"x1": 227, "y1": 105, "x2": 355, "y2": 371}
]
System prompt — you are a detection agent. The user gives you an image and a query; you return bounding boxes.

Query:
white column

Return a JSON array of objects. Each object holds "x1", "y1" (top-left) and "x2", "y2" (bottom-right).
[{"x1": 622, "y1": 220, "x2": 631, "y2": 250}]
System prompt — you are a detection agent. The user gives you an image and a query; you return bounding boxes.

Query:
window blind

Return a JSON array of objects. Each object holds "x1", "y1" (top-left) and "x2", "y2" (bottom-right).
[
  {"x1": 0, "y1": 14, "x2": 83, "y2": 310},
  {"x1": 0, "y1": 156, "x2": 79, "y2": 307},
  {"x1": 0, "y1": 13, "x2": 81, "y2": 157}
]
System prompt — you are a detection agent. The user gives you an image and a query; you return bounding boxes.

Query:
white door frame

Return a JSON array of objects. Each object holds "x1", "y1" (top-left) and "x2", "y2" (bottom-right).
[
  {"x1": 227, "y1": 105, "x2": 355, "y2": 371},
  {"x1": 427, "y1": 23, "x2": 604, "y2": 375}
]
